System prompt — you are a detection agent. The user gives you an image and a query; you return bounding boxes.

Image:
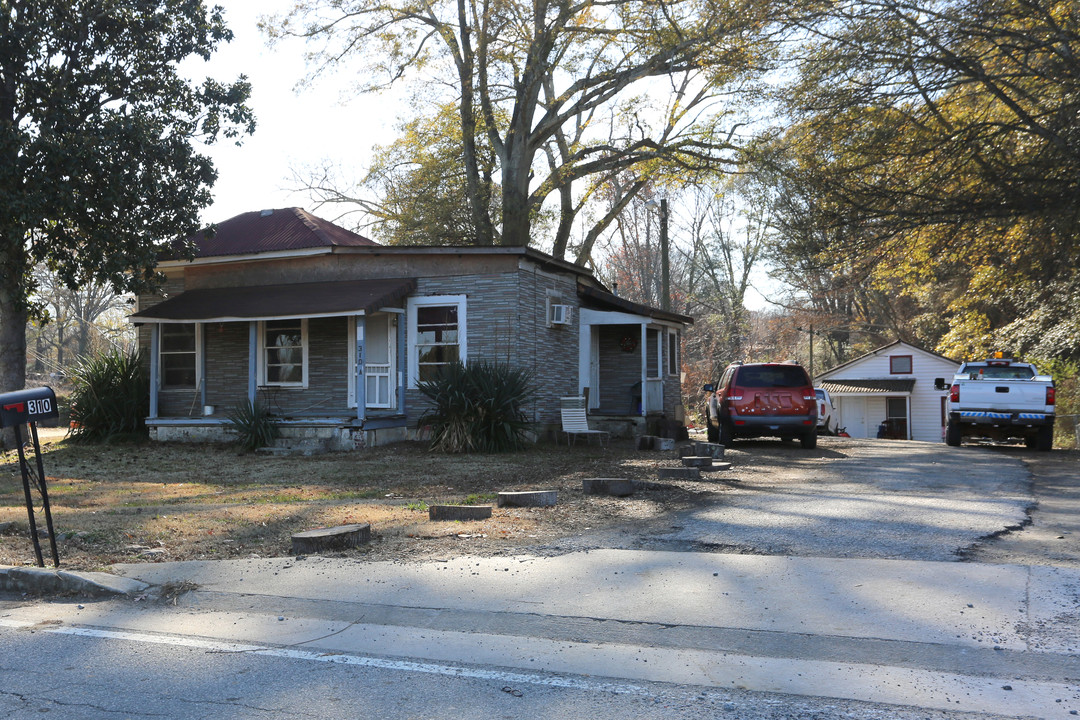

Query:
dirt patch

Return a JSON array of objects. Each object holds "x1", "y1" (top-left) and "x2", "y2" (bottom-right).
[{"x1": 0, "y1": 433, "x2": 723, "y2": 569}]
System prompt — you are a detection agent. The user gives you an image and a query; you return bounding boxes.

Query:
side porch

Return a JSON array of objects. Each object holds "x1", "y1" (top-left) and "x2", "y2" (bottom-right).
[{"x1": 577, "y1": 307, "x2": 685, "y2": 439}]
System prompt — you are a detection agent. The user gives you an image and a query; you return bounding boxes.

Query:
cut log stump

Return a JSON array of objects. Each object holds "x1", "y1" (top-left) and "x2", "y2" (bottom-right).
[
  {"x1": 582, "y1": 478, "x2": 638, "y2": 497},
  {"x1": 497, "y1": 491, "x2": 557, "y2": 507},
  {"x1": 658, "y1": 467, "x2": 701, "y2": 480},
  {"x1": 429, "y1": 505, "x2": 493, "y2": 521},
  {"x1": 291, "y1": 523, "x2": 371, "y2": 554}
]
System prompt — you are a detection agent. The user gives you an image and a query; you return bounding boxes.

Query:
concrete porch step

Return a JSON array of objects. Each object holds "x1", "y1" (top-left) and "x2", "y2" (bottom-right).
[{"x1": 256, "y1": 437, "x2": 333, "y2": 457}]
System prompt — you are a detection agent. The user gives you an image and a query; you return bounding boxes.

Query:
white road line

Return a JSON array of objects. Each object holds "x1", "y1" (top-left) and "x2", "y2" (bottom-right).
[{"x1": 36, "y1": 624, "x2": 653, "y2": 697}]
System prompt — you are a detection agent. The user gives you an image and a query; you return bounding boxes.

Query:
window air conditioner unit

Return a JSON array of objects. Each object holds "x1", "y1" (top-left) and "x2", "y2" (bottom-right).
[{"x1": 550, "y1": 304, "x2": 573, "y2": 325}]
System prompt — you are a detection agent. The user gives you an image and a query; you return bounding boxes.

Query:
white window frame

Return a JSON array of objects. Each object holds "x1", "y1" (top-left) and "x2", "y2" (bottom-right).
[
  {"x1": 667, "y1": 329, "x2": 680, "y2": 376},
  {"x1": 257, "y1": 318, "x2": 309, "y2": 388},
  {"x1": 407, "y1": 295, "x2": 467, "y2": 388},
  {"x1": 158, "y1": 322, "x2": 202, "y2": 390}
]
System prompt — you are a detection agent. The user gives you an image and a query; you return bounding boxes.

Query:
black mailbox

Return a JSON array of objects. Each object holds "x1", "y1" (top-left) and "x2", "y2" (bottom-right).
[
  {"x1": 1, "y1": 386, "x2": 61, "y2": 567},
  {"x1": 0, "y1": 387, "x2": 59, "y2": 428}
]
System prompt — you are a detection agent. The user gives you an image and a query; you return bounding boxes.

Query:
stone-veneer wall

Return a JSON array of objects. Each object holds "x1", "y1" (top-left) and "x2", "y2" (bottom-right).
[{"x1": 403, "y1": 267, "x2": 581, "y2": 426}]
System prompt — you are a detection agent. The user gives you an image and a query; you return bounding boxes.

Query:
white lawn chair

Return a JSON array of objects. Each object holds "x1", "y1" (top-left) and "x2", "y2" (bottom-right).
[{"x1": 560, "y1": 396, "x2": 609, "y2": 446}]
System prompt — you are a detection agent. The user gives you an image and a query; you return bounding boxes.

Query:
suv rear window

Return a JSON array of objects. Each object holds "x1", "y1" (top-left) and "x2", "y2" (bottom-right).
[{"x1": 736, "y1": 365, "x2": 810, "y2": 388}]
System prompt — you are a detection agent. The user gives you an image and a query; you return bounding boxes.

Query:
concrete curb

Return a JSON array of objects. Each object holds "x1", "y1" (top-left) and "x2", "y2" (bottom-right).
[{"x1": 0, "y1": 565, "x2": 150, "y2": 597}]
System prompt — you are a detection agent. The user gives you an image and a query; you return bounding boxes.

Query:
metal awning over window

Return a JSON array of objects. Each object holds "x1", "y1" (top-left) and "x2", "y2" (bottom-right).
[{"x1": 130, "y1": 278, "x2": 417, "y2": 323}]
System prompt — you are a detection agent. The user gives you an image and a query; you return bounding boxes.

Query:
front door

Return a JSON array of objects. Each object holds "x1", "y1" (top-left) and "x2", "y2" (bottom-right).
[
  {"x1": 349, "y1": 313, "x2": 397, "y2": 410},
  {"x1": 365, "y1": 313, "x2": 396, "y2": 409},
  {"x1": 885, "y1": 396, "x2": 908, "y2": 439}
]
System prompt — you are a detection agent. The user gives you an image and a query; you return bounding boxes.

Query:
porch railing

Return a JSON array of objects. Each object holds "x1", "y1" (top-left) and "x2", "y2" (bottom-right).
[{"x1": 645, "y1": 378, "x2": 663, "y2": 414}]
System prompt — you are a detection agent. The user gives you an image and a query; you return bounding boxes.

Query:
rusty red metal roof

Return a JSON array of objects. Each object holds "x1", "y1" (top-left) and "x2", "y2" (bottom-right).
[{"x1": 181, "y1": 208, "x2": 379, "y2": 257}]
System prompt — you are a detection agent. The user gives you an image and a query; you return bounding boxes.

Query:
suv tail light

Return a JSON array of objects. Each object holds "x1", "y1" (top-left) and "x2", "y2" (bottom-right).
[
  {"x1": 950, "y1": 384, "x2": 959, "y2": 403},
  {"x1": 1047, "y1": 386, "x2": 1056, "y2": 405}
]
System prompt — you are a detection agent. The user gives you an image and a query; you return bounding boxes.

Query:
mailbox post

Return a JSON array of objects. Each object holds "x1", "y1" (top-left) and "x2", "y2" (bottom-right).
[{"x1": 0, "y1": 387, "x2": 60, "y2": 567}]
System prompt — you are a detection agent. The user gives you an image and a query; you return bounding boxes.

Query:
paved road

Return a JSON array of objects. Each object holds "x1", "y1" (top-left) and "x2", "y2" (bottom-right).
[{"x1": 2, "y1": 439, "x2": 1078, "y2": 719}]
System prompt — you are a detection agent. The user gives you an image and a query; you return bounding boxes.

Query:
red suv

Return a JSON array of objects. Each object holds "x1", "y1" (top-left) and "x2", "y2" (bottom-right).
[{"x1": 704, "y1": 362, "x2": 818, "y2": 448}]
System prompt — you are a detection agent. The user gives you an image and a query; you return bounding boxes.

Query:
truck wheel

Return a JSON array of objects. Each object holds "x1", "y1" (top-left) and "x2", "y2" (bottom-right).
[
  {"x1": 1035, "y1": 425, "x2": 1054, "y2": 451},
  {"x1": 800, "y1": 428, "x2": 818, "y2": 449},
  {"x1": 945, "y1": 421, "x2": 961, "y2": 447}
]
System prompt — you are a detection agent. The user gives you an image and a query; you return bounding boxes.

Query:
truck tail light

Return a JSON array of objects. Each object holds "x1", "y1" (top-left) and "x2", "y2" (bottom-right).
[
  {"x1": 1047, "y1": 386, "x2": 1056, "y2": 405},
  {"x1": 950, "y1": 384, "x2": 959, "y2": 403}
]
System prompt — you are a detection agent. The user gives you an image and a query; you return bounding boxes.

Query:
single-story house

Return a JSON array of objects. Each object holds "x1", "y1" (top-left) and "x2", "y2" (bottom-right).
[
  {"x1": 815, "y1": 340, "x2": 960, "y2": 442},
  {"x1": 130, "y1": 208, "x2": 692, "y2": 447}
]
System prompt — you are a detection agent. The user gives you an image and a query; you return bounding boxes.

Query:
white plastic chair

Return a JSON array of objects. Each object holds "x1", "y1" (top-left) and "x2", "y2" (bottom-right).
[{"x1": 560, "y1": 396, "x2": 609, "y2": 446}]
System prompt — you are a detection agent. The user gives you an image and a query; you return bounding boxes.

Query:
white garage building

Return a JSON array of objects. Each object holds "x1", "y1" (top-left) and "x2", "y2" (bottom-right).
[{"x1": 815, "y1": 341, "x2": 960, "y2": 442}]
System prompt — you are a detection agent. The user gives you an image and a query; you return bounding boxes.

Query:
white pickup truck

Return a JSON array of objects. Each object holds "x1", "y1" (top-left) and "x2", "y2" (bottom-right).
[{"x1": 937, "y1": 358, "x2": 1056, "y2": 450}]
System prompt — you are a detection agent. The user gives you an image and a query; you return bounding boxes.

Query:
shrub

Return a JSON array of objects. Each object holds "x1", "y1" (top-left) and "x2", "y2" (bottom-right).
[
  {"x1": 417, "y1": 360, "x2": 536, "y2": 453},
  {"x1": 68, "y1": 349, "x2": 149, "y2": 442},
  {"x1": 227, "y1": 398, "x2": 279, "y2": 451}
]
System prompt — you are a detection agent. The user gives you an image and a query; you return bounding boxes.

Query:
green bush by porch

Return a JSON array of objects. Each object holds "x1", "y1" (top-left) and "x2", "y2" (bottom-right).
[
  {"x1": 68, "y1": 349, "x2": 149, "y2": 442},
  {"x1": 418, "y1": 360, "x2": 536, "y2": 453}
]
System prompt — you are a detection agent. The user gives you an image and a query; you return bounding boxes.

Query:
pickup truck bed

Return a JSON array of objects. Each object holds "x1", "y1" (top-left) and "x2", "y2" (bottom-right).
[{"x1": 943, "y1": 359, "x2": 1055, "y2": 450}]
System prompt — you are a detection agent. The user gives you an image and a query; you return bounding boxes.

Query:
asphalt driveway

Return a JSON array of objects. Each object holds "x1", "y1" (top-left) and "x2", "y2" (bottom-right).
[{"x1": 592, "y1": 438, "x2": 1034, "y2": 561}]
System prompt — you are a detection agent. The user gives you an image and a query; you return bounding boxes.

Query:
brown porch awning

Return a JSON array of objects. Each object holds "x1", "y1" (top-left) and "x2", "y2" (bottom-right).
[
  {"x1": 819, "y1": 378, "x2": 916, "y2": 394},
  {"x1": 130, "y1": 278, "x2": 416, "y2": 323}
]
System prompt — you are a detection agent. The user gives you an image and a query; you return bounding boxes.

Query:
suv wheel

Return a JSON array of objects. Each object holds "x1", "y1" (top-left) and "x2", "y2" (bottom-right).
[
  {"x1": 705, "y1": 398, "x2": 720, "y2": 443},
  {"x1": 718, "y1": 419, "x2": 733, "y2": 446},
  {"x1": 800, "y1": 428, "x2": 817, "y2": 449}
]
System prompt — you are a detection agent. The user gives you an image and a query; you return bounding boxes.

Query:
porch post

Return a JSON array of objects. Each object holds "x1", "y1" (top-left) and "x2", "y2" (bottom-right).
[
  {"x1": 355, "y1": 315, "x2": 366, "y2": 421},
  {"x1": 640, "y1": 323, "x2": 648, "y2": 416},
  {"x1": 148, "y1": 323, "x2": 159, "y2": 419},
  {"x1": 396, "y1": 313, "x2": 406, "y2": 413},
  {"x1": 248, "y1": 322, "x2": 257, "y2": 405},
  {"x1": 199, "y1": 323, "x2": 207, "y2": 410}
]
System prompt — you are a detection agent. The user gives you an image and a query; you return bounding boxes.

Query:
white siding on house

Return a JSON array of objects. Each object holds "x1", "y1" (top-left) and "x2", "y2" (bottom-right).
[{"x1": 818, "y1": 343, "x2": 960, "y2": 443}]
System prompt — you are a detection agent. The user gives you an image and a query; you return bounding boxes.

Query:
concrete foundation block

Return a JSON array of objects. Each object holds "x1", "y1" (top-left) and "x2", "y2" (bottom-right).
[
  {"x1": 497, "y1": 491, "x2": 558, "y2": 508},
  {"x1": 694, "y1": 442, "x2": 726, "y2": 459},
  {"x1": 682, "y1": 456, "x2": 714, "y2": 468},
  {"x1": 699, "y1": 461, "x2": 733, "y2": 472},
  {"x1": 290, "y1": 523, "x2": 371, "y2": 554},
  {"x1": 429, "y1": 505, "x2": 493, "y2": 521}
]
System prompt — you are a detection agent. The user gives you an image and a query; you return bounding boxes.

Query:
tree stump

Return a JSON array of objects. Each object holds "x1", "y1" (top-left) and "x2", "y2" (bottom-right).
[
  {"x1": 582, "y1": 478, "x2": 638, "y2": 496},
  {"x1": 291, "y1": 524, "x2": 371, "y2": 554},
  {"x1": 497, "y1": 490, "x2": 558, "y2": 507},
  {"x1": 428, "y1": 505, "x2": 493, "y2": 521},
  {"x1": 658, "y1": 467, "x2": 700, "y2": 480}
]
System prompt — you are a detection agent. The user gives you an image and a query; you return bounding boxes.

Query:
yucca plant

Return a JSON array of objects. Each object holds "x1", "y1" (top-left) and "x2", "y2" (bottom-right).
[
  {"x1": 68, "y1": 349, "x2": 149, "y2": 442},
  {"x1": 226, "y1": 398, "x2": 279, "y2": 451},
  {"x1": 418, "y1": 360, "x2": 535, "y2": 453}
]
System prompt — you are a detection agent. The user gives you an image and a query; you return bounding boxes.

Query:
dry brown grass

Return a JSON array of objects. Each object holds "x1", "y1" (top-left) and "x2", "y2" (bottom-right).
[{"x1": 0, "y1": 432, "x2": 708, "y2": 570}]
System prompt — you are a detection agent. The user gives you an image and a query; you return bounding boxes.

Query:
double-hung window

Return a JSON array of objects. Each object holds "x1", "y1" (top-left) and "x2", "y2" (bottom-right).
[
  {"x1": 408, "y1": 295, "x2": 467, "y2": 386},
  {"x1": 260, "y1": 319, "x2": 308, "y2": 387},
  {"x1": 667, "y1": 330, "x2": 680, "y2": 376},
  {"x1": 160, "y1": 323, "x2": 199, "y2": 389}
]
